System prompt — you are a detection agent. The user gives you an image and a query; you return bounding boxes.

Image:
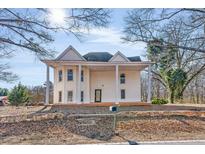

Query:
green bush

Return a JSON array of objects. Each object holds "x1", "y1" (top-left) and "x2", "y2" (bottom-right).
[
  {"x1": 151, "y1": 98, "x2": 168, "y2": 105},
  {"x1": 8, "y1": 83, "x2": 30, "y2": 106}
]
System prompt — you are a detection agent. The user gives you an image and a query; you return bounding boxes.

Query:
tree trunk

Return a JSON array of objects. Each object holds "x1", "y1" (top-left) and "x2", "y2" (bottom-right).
[
  {"x1": 175, "y1": 90, "x2": 184, "y2": 103},
  {"x1": 156, "y1": 80, "x2": 160, "y2": 98},
  {"x1": 168, "y1": 89, "x2": 175, "y2": 104}
]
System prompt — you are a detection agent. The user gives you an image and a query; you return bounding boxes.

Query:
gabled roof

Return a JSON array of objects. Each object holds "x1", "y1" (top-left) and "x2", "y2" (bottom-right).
[
  {"x1": 55, "y1": 45, "x2": 86, "y2": 61},
  {"x1": 51, "y1": 45, "x2": 142, "y2": 63},
  {"x1": 109, "y1": 51, "x2": 130, "y2": 62},
  {"x1": 83, "y1": 52, "x2": 113, "y2": 62}
]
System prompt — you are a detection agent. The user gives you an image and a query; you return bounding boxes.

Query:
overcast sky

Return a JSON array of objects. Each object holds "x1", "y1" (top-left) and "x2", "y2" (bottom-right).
[{"x1": 0, "y1": 8, "x2": 147, "y2": 89}]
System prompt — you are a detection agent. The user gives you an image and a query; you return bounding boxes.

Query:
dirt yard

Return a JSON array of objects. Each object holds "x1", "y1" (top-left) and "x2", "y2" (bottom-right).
[
  {"x1": 0, "y1": 106, "x2": 51, "y2": 117},
  {"x1": 1, "y1": 105, "x2": 205, "y2": 144}
]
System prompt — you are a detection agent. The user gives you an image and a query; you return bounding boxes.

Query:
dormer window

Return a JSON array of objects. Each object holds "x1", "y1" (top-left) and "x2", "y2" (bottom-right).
[{"x1": 120, "y1": 73, "x2": 125, "y2": 84}]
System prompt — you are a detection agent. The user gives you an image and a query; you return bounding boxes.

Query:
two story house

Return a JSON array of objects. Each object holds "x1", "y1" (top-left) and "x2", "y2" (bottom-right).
[{"x1": 41, "y1": 45, "x2": 152, "y2": 104}]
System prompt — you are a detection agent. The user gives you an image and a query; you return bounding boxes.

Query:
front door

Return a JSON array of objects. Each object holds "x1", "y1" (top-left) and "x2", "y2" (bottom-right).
[{"x1": 95, "y1": 89, "x2": 102, "y2": 102}]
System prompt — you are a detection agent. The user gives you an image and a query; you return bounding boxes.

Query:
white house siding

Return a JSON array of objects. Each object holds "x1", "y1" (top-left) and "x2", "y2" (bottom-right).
[
  {"x1": 53, "y1": 65, "x2": 141, "y2": 104},
  {"x1": 58, "y1": 48, "x2": 84, "y2": 61},
  {"x1": 90, "y1": 70, "x2": 115, "y2": 103},
  {"x1": 53, "y1": 65, "x2": 90, "y2": 104},
  {"x1": 118, "y1": 70, "x2": 141, "y2": 102},
  {"x1": 79, "y1": 66, "x2": 90, "y2": 103},
  {"x1": 110, "y1": 54, "x2": 127, "y2": 62},
  {"x1": 90, "y1": 69, "x2": 141, "y2": 103}
]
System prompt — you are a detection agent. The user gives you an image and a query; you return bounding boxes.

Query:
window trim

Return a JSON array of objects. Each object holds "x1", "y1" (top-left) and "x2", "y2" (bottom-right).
[
  {"x1": 58, "y1": 91, "x2": 62, "y2": 102},
  {"x1": 67, "y1": 69, "x2": 73, "y2": 81},
  {"x1": 67, "y1": 91, "x2": 73, "y2": 102},
  {"x1": 58, "y1": 70, "x2": 63, "y2": 82},
  {"x1": 121, "y1": 89, "x2": 125, "y2": 99},
  {"x1": 120, "y1": 73, "x2": 125, "y2": 84},
  {"x1": 81, "y1": 70, "x2": 84, "y2": 82},
  {"x1": 81, "y1": 91, "x2": 84, "y2": 102}
]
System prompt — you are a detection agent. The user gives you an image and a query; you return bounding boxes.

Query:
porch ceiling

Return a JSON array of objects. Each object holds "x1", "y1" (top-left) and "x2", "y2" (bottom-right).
[
  {"x1": 41, "y1": 60, "x2": 153, "y2": 71},
  {"x1": 88, "y1": 65, "x2": 148, "y2": 71}
]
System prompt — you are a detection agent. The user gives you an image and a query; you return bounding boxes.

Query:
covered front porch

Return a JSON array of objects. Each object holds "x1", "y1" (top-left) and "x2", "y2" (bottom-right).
[{"x1": 43, "y1": 60, "x2": 152, "y2": 104}]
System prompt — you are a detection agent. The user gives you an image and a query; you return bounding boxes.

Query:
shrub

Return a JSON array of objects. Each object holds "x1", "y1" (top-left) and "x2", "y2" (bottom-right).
[
  {"x1": 8, "y1": 83, "x2": 30, "y2": 106},
  {"x1": 151, "y1": 98, "x2": 168, "y2": 105}
]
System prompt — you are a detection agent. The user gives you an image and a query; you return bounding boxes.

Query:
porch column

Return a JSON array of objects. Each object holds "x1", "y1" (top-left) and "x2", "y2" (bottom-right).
[
  {"x1": 45, "y1": 64, "x2": 50, "y2": 105},
  {"x1": 78, "y1": 64, "x2": 82, "y2": 103},
  {"x1": 63, "y1": 67, "x2": 67, "y2": 104},
  {"x1": 115, "y1": 64, "x2": 119, "y2": 104},
  {"x1": 147, "y1": 64, "x2": 152, "y2": 103},
  {"x1": 87, "y1": 67, "x2": 90, "y2": 103}
]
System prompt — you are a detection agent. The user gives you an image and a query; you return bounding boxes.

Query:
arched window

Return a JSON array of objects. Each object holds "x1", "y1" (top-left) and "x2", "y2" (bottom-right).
[{"x1": 120, "y1": 73, "x2": 125, "y2": 84}]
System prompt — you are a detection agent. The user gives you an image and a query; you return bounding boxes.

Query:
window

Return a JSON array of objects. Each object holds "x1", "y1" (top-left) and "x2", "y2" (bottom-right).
[
  {"x1": 67, "y1": 69, "x2": 73, "y2": 81},
  {"x1": 67, "y1": 91, "x2": 73, "y2": 102},
  {"x1": 58, "y1": 70, "x2": 62, "y2": 82},
  {"x1": 58, "y1": 91, "x2": 62, "y2": 102},
  {"x1": 81, "y1": 70, "x2": 84, "y2": 82},
  {"x1": 81, "y1": 91, "x2": 84, "y2": 102},
  {"x1": 120, "y1": 73, "x2": 125, "y2": 84},
  {"x1": 121, "y1": 89, "x2": 125, "y2": 99}
]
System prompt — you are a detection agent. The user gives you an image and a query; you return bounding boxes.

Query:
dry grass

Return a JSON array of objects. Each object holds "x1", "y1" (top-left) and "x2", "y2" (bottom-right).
[
  {"x1": 167, "y1": 104, "x2": 205, "y2": 107},
  {"x1": 1, "y1": 106, "x2": 205, "y2": 144},
  {"x1": 116, "y1": 117, "x2": 205, "y2": 142},
  {"x1": 0, "y1": 106, "x2": 51, "y2": 117}
]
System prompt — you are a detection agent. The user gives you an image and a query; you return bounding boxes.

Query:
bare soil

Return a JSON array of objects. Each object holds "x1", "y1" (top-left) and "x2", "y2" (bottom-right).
[
  {"x1": 0, "y1": 106, "x2": 51, "y2": 117},
  {"x1": 117, "y1": 117, "x2": 205, "y2": 142},
  {"x1": 1, "y1": 106, "x2": 205, "y2": 144}
]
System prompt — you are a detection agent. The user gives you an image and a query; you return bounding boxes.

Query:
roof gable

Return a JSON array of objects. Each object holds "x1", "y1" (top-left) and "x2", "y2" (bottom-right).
[
  {"x1": 56, "y1": 45, "x2": 86, "y2": 61},
  {"x1": 109, "y1": 51, "x2": 130, "y2": 62}
]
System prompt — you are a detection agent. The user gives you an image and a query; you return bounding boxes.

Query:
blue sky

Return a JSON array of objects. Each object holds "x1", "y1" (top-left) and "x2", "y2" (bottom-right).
[{"x1": 0, "y1": 9, "x2": 147, "y2": 89}]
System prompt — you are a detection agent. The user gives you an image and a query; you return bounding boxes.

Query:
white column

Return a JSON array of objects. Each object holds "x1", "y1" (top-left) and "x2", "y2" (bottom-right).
[
  {"x1": 78, "y1": 64, "x2": 82, "y2": 103},
  {"x1": 147, "y1": 64, "x2": 152, "y2": 103},
  {"x1": 115, "y1": 65, "x2": 119, "y2": 104},
  {"x1": 45, "y1": 64, "x2": 50, "y2": 105},
  {"x1": 63, "y1": 67, "x2": 67, "y2": 104},
  {"x1": 87, "y1": 67, "x2": 90, "y2": 103}
]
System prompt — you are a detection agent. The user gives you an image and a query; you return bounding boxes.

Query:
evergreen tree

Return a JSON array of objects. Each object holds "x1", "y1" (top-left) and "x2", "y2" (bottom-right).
[{"x1": 8, "y1": 83, "x2": 30, "y2": 106}]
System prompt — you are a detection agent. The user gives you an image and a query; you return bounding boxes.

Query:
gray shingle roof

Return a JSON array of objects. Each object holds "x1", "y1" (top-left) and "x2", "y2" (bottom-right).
[
  {"x1": 83, "y1": 52, "x2": 141, "y2": 62},
  {"x1": 127, "y1": 56, "x2": 141, "y2": 62},
  {"x1": 83, "y1": 52, "x2": 113, "y2": 62},
  {"x1": 83, "y1": 52, "x2": 142, "y2": 62}
]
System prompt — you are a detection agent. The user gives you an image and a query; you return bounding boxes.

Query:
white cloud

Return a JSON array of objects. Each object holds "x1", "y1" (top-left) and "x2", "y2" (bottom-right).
[
  {"x1": 83, "y1": 27, "x2": 147, "y2": 56},
  {"x1": 86, "y1": 28, "x2": 122, "y2": 44}
]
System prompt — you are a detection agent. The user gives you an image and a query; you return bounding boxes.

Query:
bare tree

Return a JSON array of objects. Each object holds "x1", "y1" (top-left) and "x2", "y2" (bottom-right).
[
  {"x1": 123, "y1": 8, "x2": 205, "y2": 53},
  {"x1": 27, "y1": 82, "x2": 53, "y2": 105},
  {"x1": 0, "y1": 8, "x2": 111, "y2": 82},
  {"x1": 123, "y1": 9, "x2": 205, "y2": 103}
]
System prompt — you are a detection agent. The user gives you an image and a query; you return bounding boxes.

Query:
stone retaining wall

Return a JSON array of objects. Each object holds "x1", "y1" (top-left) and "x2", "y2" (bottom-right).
[
  {"x1": 1, "y1": 111, "x2": 205, "y2": 124},
  {"x1": 0, "y1": 113, "x2": 64, "y2": 123}
]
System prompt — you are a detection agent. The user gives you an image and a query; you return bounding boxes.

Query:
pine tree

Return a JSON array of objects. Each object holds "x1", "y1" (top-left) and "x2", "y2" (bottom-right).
[{"x1": 8, "y1": 83, "x2": 30, "y2": 106}]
